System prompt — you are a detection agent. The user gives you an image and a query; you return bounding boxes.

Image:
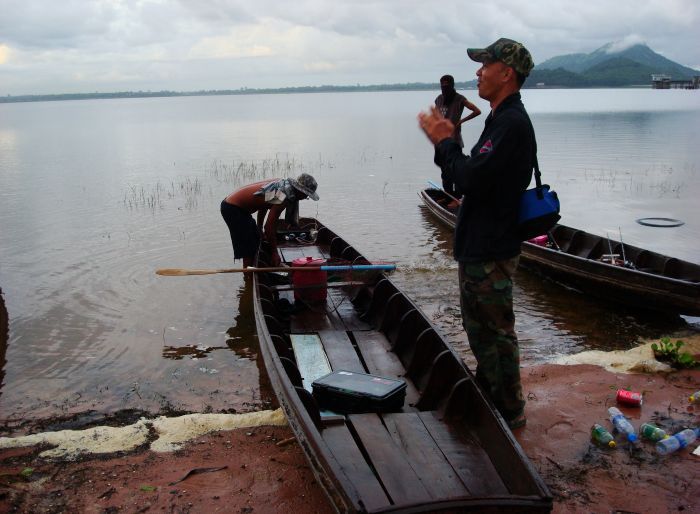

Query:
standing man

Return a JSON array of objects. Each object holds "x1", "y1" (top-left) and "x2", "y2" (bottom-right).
[
  {"x1": 418, "y1": 38, "x2": 535, "y2": 429},
  {"x1": 221, "y1": 173, "x2": 319, "y2": 267},
  {"x1": 434, "y1": 74, "x2": 481, "y2": 201}
]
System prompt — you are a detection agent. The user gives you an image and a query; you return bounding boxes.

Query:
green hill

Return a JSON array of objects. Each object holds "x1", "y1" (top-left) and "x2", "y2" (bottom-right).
[{"x1": 530, "y1": 42, "x2": 699, "y2": 87}]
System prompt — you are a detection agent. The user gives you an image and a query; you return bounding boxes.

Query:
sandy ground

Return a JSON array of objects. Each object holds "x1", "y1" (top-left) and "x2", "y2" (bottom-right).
[{"x1": 1, "y1": 290, "x2": 698, "y2": 514}]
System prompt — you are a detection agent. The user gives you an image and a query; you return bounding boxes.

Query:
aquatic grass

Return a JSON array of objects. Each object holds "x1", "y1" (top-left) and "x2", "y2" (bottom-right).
[
  {"x1": 207, "y1": 153, "x2": 334, "y2": 185},
  {"x1": 123, "y1": 154, "x2": 333, "y2": 215},
  {"x1": 580, "y1": 164, "x2": 688, "y2": 199}
]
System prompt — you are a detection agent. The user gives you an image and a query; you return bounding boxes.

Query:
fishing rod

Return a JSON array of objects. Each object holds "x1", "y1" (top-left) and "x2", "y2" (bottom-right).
[{"x1": 427, "y1": 180, "x2": 461, "y2": 205}]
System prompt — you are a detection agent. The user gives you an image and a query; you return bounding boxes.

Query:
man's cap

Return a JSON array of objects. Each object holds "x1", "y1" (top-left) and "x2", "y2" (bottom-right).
[
  {"x1": 467, "y1": 38, "x2": 534, "y2": 77},
  {"x1": 289, "y1": 173, "x2": 319, "y2": 201}
]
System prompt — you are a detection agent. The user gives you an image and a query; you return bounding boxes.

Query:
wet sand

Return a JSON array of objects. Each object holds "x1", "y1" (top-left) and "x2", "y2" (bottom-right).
[{"x1": 1, "y1": 353, "x2": 698, "y2": 513}]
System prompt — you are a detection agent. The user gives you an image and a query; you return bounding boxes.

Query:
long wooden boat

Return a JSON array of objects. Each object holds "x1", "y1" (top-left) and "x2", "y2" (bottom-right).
[
  {"x1": 252, "y1": 218, "x2": 552, "y2": 513},
  {"x1": 419, "y1": 187, "x2": 700, "y2": 316}
]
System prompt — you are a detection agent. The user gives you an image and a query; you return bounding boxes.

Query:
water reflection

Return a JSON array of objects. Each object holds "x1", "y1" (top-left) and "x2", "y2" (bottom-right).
[
  {"x1": 225, "y1": 280, "x2": 259, "y2": 361},
  {"x1": 0, "y1": 287, "x2": 7, "y2": 403}
]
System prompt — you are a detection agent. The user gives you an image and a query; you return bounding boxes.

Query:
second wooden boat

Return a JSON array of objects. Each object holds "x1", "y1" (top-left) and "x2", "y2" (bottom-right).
[{"x1": 419, "y1": 187, "x2": 700, "y2": 316}]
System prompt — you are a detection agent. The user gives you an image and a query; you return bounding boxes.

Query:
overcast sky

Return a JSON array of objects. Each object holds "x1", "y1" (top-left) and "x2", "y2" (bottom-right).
[{"x1": 1, "y1": 0, "x2": 698, "y2": 96}]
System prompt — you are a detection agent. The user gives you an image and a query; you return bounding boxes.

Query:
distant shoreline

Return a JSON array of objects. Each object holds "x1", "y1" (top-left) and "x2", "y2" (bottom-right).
[
  {"x1": 0, "y1": 83, "x2": 454, "y2": 104},
  {"x1": 0, "y1": 82, "x2": 658, "y2": 105}
]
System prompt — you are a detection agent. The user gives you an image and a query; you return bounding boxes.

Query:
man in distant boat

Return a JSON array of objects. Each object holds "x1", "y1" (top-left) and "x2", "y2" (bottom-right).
[
  {"x1": 434, "y1": 74, "x2": 481, "y2": 205},
  {"x1": 221, "y1": 173, "x2": 319, "y2": 267},
  {"x1": 418, "y1": 38, "x2": 535, "y2": 430}
]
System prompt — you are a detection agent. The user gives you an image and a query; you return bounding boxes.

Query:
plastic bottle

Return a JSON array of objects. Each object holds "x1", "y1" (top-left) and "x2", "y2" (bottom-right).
[
  {"x1": 591, "y1": 423, "x2": 616, "y2": 448},
  {"x1": 640, "y1": 422, "x2": 668, "y2": 442},
  {"x1": 607, "y1": 407, "x2": 638, "y2": 443},
  {"x1": 689, "y1": 390, "x2": 700, "y2": 404},
  {"x1": 655, "y1": 428, "x2": 699, "y2": 455}
]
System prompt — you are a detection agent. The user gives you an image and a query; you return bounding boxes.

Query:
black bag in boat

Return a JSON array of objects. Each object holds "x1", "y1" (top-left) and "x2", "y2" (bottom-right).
[
  {"x1": 517, "y1": 154, "x2": 560, "y2": 241},
  {"x1": 312, "y1": 370, "x2": 407, "y2": 413}
]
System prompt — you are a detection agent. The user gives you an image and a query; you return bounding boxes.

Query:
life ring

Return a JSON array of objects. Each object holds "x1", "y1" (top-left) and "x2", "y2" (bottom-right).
[{"x1": 636, "y1": 217, "x2": 684, "y2": 228}]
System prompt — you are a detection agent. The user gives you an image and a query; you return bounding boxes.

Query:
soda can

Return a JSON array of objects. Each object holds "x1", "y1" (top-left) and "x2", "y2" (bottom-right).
[{"x1": 616, "y1": 389, "x2": 643, "y2": 407}]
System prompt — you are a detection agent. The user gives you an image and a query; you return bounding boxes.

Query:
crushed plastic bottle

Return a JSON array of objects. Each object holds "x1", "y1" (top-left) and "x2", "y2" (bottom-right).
[
  {"x1": 689, "y1": 390, "x2": 700, "y2": 404},
  {"x1": 640, "y1": 422, "x2": 668, "y2": 442},
  {"x1": 608, "y1": 407, "x2": 638, "y2": 443},
  {"x1": 655, "y1": 428, "x2": 700, "y2": 455},
  {"x1": 591, "y1": 423, "x2": 616, "y2": 448}
]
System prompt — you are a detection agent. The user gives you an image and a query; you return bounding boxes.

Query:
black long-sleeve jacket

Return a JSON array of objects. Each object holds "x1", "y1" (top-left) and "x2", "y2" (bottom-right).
[{"x1": 435, "y1": 93, "x2": 535, "y2": 262}]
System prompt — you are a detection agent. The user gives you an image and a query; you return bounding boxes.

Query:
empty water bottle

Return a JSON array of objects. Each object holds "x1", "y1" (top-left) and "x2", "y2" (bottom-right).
[
  {"x1": 640, "y1": 422, "x2": 668, "y2": 442},
  {"x1": 655, "y1": 428, "x2": 699, "y2": 455},
  {"x1": 689, "y1": 390, "x2": 700, "y2": 404},
  {"x1": 591, "y1": 423, "x2": 616, "y2": 448},
  {"x1": 608, "y1": 407, "x2": 638, "y2": 443}
]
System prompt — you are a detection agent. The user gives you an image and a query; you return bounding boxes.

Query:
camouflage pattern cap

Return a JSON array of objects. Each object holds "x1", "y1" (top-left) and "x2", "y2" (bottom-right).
[{"x1": 467, "y1": 38, "x2": 534, "y2": 77}]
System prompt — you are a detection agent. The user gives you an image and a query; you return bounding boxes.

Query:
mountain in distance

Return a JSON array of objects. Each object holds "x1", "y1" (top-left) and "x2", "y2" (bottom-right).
[{"x1": 528, "y1": 42, "x2": 699, "y2": 87}]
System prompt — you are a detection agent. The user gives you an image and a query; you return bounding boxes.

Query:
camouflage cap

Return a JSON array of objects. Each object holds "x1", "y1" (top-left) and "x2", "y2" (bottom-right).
[{"x1": 467, "y1": 38, "x2": 534, "y2": 77}]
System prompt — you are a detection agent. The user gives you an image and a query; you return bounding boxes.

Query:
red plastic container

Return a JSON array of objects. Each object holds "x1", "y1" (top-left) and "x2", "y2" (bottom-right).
[
  {"x1": 616, "y1": 389, "x2": 643, "y2": 407},
  {"x1": 292, "y1": 257, "x2": 327, "y2": 302}
]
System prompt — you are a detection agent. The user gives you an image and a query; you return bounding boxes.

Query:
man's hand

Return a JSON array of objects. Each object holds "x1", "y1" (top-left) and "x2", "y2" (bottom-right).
[{"x1": 418, "y1": 106, "x2": 455, "y2": 145}]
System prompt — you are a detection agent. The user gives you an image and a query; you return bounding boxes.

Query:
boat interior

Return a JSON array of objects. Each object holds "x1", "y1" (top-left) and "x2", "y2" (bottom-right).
[{"x1": 546, "y1": 225, "x2": 700, "y2": 281}]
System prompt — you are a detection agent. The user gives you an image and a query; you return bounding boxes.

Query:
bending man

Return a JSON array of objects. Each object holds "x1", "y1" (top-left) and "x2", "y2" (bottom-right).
[{"x1": 221, "y1": 173, "x2": 319, "y2": 267}]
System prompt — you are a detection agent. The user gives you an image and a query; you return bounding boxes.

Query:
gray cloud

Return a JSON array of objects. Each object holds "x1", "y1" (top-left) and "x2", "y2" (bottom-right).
[{"x1": 0, "y1": 0, "x2": 698, "y2": 95}]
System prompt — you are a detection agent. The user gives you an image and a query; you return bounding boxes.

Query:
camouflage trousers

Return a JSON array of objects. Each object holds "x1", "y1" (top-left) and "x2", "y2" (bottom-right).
[{"x1": 458, "y1": 256, "x2": 525, "y2": 422}]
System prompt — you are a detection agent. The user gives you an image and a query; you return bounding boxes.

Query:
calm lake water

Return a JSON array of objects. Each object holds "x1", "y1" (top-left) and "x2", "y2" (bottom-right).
[{"x1": 1, "y1": 89, "x2": 699, "y2": 427}]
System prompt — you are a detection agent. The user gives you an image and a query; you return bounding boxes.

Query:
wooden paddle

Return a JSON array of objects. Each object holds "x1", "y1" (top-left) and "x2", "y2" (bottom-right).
[{"x1": 156, "y1": 264, "x2": 396, "y2": 276}]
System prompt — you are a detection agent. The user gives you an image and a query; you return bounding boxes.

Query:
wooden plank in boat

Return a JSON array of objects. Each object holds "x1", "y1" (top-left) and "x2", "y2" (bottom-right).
[
  {"x1": 418, "y1": 411, "x2": 509, "y2": 496},
  {"x1": 289, "y1": 334, "x2": 331, "y2": 392},
  {"x1": 287, "y1": 293, "x2": 339, "y2": 333},
  {"x1": 321, "y1": 423, "x2": 390, "y2": 512},
  {"x1": 353, "y1": 330, "x2": 420, "y2": 409},
  {"x1": 349, "y1": 413, "x2": 433, "y2": 505},
  {"x1": 382, "y1": 412, "x2": 470, "y2": 499},
  {"x1": 327, "y1": 286, "x2": 372, "y2": 332},
  {"x1": 317, "y1": 330, "x2": 365, "y2": 373}
]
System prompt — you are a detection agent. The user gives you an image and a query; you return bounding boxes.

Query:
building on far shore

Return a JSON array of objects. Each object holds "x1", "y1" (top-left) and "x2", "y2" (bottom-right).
[{"x1": 651, "y1": 74, "x2": 700, "y2": 89}]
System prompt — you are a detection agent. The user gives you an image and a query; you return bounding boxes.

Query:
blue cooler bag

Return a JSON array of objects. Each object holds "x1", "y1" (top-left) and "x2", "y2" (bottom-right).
[
  {"x1": 518, "y1": 184, "x2": 560, "y2": 240},
  {"x1": 517, "y1": 157, "x2": 560, "y2": 240}
]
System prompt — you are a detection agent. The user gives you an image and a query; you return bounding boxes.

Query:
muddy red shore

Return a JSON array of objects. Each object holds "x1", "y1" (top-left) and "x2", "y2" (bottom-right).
[{"x1": 1, "y1": 360, "x2": 698, "y2": 513}]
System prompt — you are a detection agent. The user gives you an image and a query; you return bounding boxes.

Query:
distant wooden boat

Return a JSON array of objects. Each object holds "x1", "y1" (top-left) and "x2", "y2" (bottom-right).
[
  {"x1": 252, "y1": 218, "x2": 552, "y2": 513},
  {"x1": 420, "y1": 187, "x2": 700, "y2": 316}
]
